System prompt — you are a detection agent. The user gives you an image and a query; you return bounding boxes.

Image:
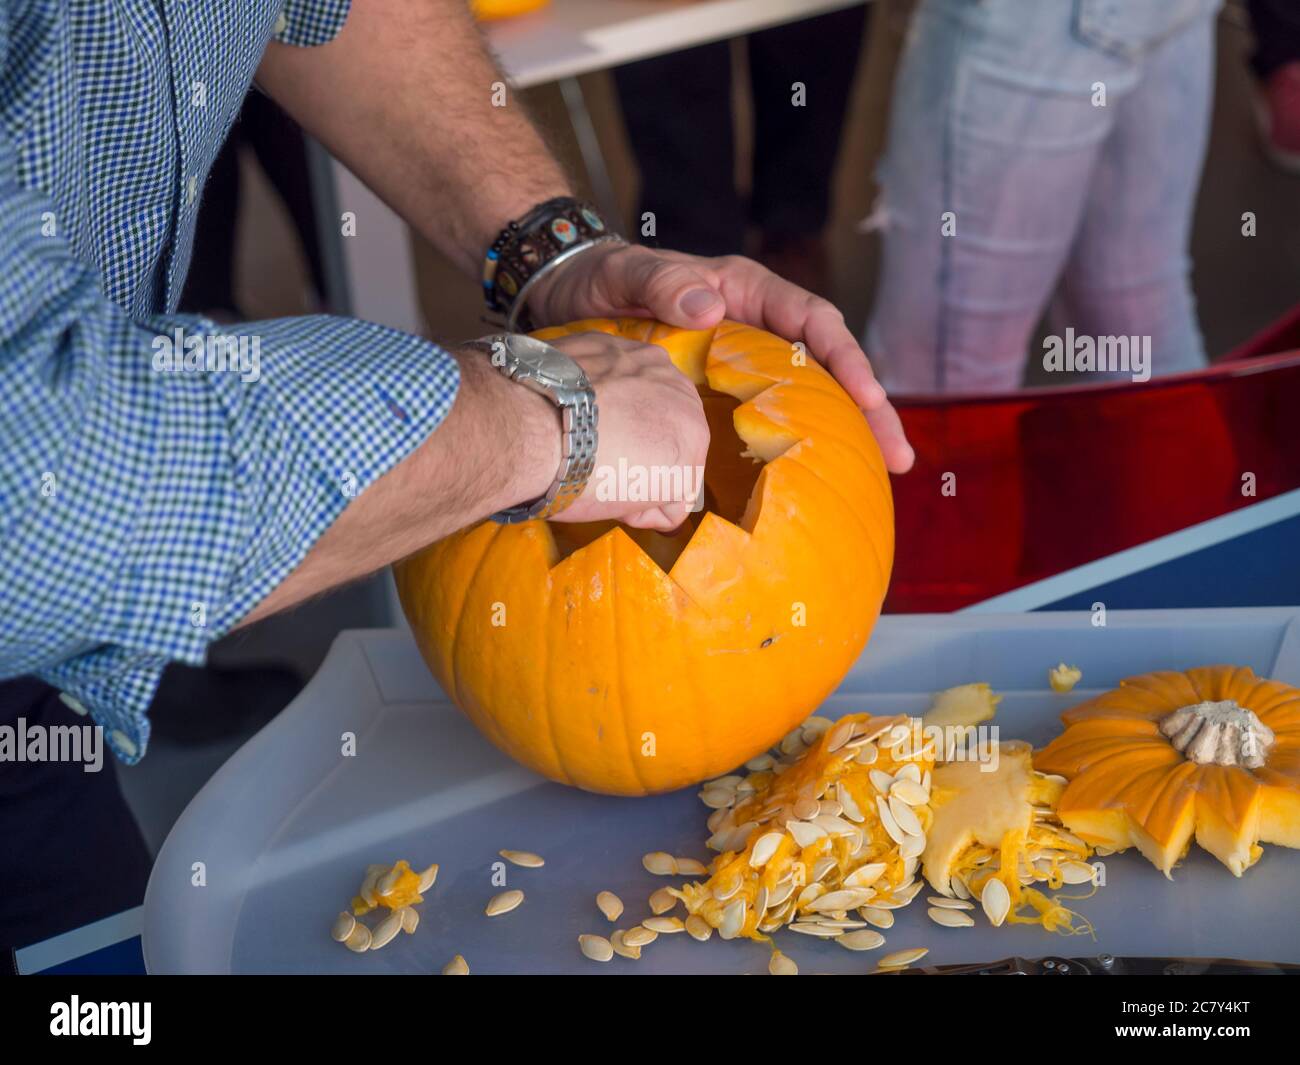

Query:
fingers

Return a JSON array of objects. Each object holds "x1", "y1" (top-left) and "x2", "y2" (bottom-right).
[
  {"x1": 864, "y1": 400, "x2": 915, "y2": 474},
  {"x1": 606, "y1": 247, "x2": 726, "y2": 328},
  {"x1": 623, "y1": 501, "x2": 694, "y2": 533}
]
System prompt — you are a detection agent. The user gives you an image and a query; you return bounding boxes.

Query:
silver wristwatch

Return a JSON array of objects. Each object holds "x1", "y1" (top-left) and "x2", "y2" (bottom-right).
[{"x1": 466, "y1": 333, "x2": 598, "y2": 524}]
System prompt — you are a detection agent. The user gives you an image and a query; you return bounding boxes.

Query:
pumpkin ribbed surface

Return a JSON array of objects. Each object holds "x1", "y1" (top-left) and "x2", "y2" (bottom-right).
[
  {"x1": 1034, "y1": 666, "x2": 1300, "y2": 877},
  {"x1": 394, "y1": 319, "x2": 894, "y2": 795}
]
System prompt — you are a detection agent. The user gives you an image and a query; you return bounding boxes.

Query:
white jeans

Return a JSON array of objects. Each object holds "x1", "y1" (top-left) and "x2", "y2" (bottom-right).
[{"x1": 867, "y1": 0, "x2": 1223, "y2": 393}]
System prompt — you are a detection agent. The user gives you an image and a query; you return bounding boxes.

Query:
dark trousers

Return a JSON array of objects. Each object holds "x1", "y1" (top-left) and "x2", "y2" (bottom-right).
[
  {"x1": 1249, "y1": 0, "x2": 1300, "y2": 79},
  {"x1": 612, "y1": 6, "x2": 869, "y2": 257},
  {"x1": 0, "y1": 678, "x2": 152, "y2": 953}
]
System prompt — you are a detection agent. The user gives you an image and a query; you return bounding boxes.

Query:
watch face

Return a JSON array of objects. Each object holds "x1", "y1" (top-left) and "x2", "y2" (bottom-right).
[{"x1": 505, "y1": 334, "x2": 588, "y2": 390}]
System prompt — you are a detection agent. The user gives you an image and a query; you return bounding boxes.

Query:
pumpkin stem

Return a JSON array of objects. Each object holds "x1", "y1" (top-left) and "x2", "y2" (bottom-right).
[{"x1": 1158, "y1": 700, "x2": 1275, "y2": 769}]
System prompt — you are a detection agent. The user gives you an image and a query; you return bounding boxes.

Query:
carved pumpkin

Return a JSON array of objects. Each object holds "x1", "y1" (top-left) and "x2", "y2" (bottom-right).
[
  {"x1": 1034, "y1": 666, "x2": 1300, "y2": 877},
  {"x1": 470, "y1": 0, "x2": 550, "y2": 21},
  {"x1": 394, "y1": 319, "x2": 893, "y2": 795}
]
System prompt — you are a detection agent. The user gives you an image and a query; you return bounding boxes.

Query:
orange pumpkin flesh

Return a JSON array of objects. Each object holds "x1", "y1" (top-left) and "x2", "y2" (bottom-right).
[
  {"x1": 1034, "y1": 666, "x2": 1300, "y2": 876},
  {"x1": 394, "y1": 319, "x2": 893, "y2": 795}
]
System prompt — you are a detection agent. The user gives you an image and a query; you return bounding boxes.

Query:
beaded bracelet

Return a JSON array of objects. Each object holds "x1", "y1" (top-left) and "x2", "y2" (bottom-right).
[{"x1": 483, "y1": 197, "x2": 616, "y2": 329}]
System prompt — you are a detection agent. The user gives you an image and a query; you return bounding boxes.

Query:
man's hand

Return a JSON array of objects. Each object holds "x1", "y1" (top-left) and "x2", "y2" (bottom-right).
[
  {"x1": 239, "y1": 332, "x2": 707, "y2": 625},
  {"x1": 544, "y1": 333, "x2": 709, "y2": 531},
  {"x1": 528, "y1": 242, "x2": 914, "y2": 475}
]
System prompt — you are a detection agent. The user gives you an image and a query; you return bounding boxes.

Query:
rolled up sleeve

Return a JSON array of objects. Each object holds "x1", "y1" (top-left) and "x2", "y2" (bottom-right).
[
  {"x1": 273, "y1": 0, "x2": 353, "y2": 47},
  {"x1": 0, "y1": 127, "x2": 459, "y2": 764}
]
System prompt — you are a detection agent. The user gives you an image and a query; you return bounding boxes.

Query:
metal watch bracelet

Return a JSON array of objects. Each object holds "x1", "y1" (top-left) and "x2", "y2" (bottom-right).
[{"x1": 464, "y1": 335, "x2": 599, "y2": 524}]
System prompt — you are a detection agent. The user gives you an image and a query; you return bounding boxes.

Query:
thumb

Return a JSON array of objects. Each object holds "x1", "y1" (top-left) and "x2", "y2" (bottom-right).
[{"x1": 612, "y1": 249, "x2": 725, "y2": 328}]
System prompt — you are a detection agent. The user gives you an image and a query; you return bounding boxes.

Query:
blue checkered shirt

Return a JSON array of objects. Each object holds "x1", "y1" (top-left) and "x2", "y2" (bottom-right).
[{"x1": 0, "y1": 1, "x2": 460, "y2": 763}]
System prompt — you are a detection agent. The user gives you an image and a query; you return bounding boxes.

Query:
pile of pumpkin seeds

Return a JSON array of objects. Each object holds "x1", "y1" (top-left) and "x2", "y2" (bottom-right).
[
  {"x1": 330, "y1": 859, "x2": 439, "y2": 954},
  {"x1": 577, "y1": 713, "x2": 941, "y2": 972}
]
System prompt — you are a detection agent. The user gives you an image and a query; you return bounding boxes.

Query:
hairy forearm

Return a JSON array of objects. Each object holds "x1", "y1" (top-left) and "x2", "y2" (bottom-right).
[
  {"x1": 257, "y1": 0, "x2": 571, "y2": 275},
  {"x1": 239, "y1": 349, "x2": 558, "y2": 624}
]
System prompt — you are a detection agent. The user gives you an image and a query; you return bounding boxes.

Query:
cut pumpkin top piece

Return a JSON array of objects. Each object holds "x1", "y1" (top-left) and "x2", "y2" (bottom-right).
[{"x1": 1034, "y1": 666, "x2": 1300, "y2": 877}]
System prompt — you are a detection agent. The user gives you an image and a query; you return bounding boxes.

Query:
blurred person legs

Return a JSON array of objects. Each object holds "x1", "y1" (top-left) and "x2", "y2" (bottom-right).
[
  {"x1": 867, "y1": 0, "x2": 1220, "y2": 394},
  {"x1": 1247, "y1": 0, "x2": 1300, "y2": 172},
  {"x1": 0, "y1": 679, "x2": 152, "y2": 952},
  {"x1": 613, "y1": 7, "x2": 868, "y2": 295}
]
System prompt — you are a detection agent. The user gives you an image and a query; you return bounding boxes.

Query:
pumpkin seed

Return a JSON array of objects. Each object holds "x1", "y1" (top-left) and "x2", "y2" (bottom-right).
[
  {"x1": 980, "y1": 876, "x2": 1011, "y2": 927},
  {"x1": 370, "y1": 910, "x2": 403, "y2": 950},
  {"x1": 819, "y1": 799, "x2": 843, "y2": 818},
  {"x1": 813, "y1": 813, "x2": 858, "y2": 837},
  {"x1": 746, "y1": 753, "x2": 776, "y2": 772},
  {"x1": 330, "y1": 911, "x2": 356, "y2": 942},
  {"x1": 712, "y1": 872, "x2": 743, "y2": 901},
  {"x1": 789, "y1": 922, "x2": 843, "y2": 937},
  {"x1": 843, "y1": 863, "x2": 887, "y2": 889},
  {"x1": 719, "y1": 898, "x2": 746, "y2": 940},
  {"x1": 803, "y1": 715, "x2": 834, "y2": 737},
  {"x1": 878, "y1": 947, "x2": 929, "y2": 968},
  {"x1": 889, "y1": 778, "x2": 929, "y2": 807},
  {"x1": 499, "y1": 850, "x2": 544, "y2": 868},
  {"x1": 788, "y1": 820, "x2": 827, "y2": 847},
  {"x1": 649, "y1": 887, "x2": 677, "y2": 915},
  {"x1": 700, "y1": 787, "x2": 736, "y2": 809},
  {"x1": 344, "y1": 923, "x2": 371, "y2": 953},
  {"x1": 888, "y1": 796, "x2": 924, "y2": 837},
  {"x1": 876, "y1": 796, "x2": 907, "y2": 845},
  {"x1": 810, "y1": 856, "x2": 838, "y2": 883},
  {"x1": 951, "y1": 874, "x2": 971, "y2": 901},
  {"x1": 927, "y1": 896, "x2": 974, "y2": 910},
  {"x1": 769, "y1": 949, "x2": 799, "y2": 975},
  {"x1": 898, "y1": 832, "x2": 926, "y2": 860},
  {"x1": 579, "y1": 934, "x2": 614, "y2": 962},
  {"x1": 642, "y1": 852, "x2": 677, "y2": 876},
  {"x1": 485, "y1": 889, "x2": 524, "y2": 917},
  {"x1": 706, "y1": 774, "x2": 743, "y2": 790},
  {"x1": 807, "y1": 888, "x2": 871, "y2": 912},
  {"x1": 377, "y1": 867, "x2": 403, "y2": 897},
  {"x1": 686, "y1": 914, "x2": 713, "y2": 941},
  {"x1": 417, "y1": 863, "x2": 439, "y2": 893},
  {"x1": 1060, "y1": 860, "x2": 1097, "y2": 885},
  {"x1": 835, "y1": 784, "x2": 865, "y2": 823},
  {"x1": 825, "y1": 718, "x2": 856, "y2": 753},
  {"x1": 643, "y1": 916, "x2": 685, "y2": 934},
  {"x1": 359, "y1": 867, "x2": 382, "y2": 906},
  {"x1": 928, "y1": 906, "x2": 975, "y2": 928},
  {"x1": 676, "y1": 857, "x2": 709, "y2": 876},
  {"x1": 597, "y1": 891, "x2": 624, "y2": 922},
  {"x1": 860, "y1": 905, "x2": 894, "y2": 928},
  {"x1": 780, "y1": 731, "x2": 806, "y2": 756},
  {"x1": 869, "y1": 769, "x2": 895, "y2": 795},
  {"x1": 623, "y1": 926, "x2": 658, "y2": 947},
  {"x1": 879, "y1": 724, "x2": 911, "y2": 750},
  {"x1": 706, "y1": 808, "x2": 728, "y2": 833},
  {"x1": 750, "y1": 831, "x2": 785, "y2": 868},
  {"x1": 895, "y1": 763, "x2": 923, "y2": 785},
  {"x1": 792, "y1": 795, "x2": 820, "y2": 821},
  {"x1": 442, "y1": 954, "x2": 469, "y2": 975},
  {"x1": 610, "y1": 930, "x2": 641, "y2": 959},
  {"x1": 854, "y1": 744, "x2": 879, "y2": 765},
  {"x1": 837, "y1": 929, "x2": 886, "y2": 951},
  {"x1": 400, "y1": 907, "x2": 420, "y2": 934},
  {"x1": 767, "y1": 880, "x2": 796, "y2": 908}
]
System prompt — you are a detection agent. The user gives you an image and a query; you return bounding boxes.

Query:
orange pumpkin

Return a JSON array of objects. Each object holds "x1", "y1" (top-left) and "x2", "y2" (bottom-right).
[
  {"x1": 470, "y1": 0, "x2": 550, "y2": 21},
  {"x1": 394, "y1": 319, "x2": 893, "y2": 795},
  {"x1": 1035, "y1": 666, "x2": 1300, "y2": 877}
]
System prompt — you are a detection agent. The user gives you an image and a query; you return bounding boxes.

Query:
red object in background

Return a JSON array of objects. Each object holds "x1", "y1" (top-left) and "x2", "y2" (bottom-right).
[{"x1": 884, "y1": 320, "x2": 1300, "y2": 613}]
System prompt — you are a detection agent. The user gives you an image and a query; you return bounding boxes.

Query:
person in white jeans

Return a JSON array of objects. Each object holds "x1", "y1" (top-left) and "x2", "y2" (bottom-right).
[{"x1": 867, "y1": 0, "x2": 1224, "y2": 394}]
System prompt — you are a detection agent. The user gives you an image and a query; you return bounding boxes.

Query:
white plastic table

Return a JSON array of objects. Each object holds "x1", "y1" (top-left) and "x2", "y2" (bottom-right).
[{"x1": 312, "y1": 0, "x2": 869, "y2": 335}]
